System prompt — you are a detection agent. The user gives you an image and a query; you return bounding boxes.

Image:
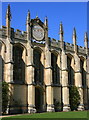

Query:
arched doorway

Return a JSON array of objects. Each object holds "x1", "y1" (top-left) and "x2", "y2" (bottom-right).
[{"x1": 35, "y1": 87, "x2": 44, "y2": 112}]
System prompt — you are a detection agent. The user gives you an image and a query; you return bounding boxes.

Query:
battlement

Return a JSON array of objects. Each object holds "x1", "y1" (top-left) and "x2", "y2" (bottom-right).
[
  {"x1": 0, "y1": 26, "x2": 27, "y2": 40},
  {"x1": 65, "y1": 42, "x2": 74, "y2": 51},
  {"x1": 78, "y1": 46, "x2": 86, "y2": 54},
  {"x1": 0, "y1": 26, "x2": 6, "y2": 36},
  {"x1": 14, "y1": 29, "x2": 27, "y2": 40},
  {"x1": 51, "y1": 38, "x2": 59, "y2": 48},
  {"x1": 50, "y1": 38, "x2": 86, "y2": 54},
  {"x1": 0, "y1": 26, "x2": 87, "y2": 55},
  {"x1": 65, "y1": 42, "x2": 74, "y2": 47},
  {"x1": 78, "y1": 46, "x2": 85, "y2": 49}
]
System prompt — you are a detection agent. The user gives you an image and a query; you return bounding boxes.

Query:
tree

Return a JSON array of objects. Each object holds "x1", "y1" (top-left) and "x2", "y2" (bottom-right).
[
  {"x1": 69, "y1": 86, "x2": 80, "y2": 111},
  {"x1": 2, "y1": 81, "x2": 9, "y2": 113}
]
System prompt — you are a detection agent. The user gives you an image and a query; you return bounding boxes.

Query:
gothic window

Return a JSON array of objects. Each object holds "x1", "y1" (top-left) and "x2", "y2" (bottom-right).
[
  {"x1": 13, "y1": 45, "x2": 25, "y2": 83},
  {"x1": 67, "y1": 56, "x2": 74, "y2": 85},
  {"x1": 51, "y1": 53, "x2": 59, "y2": 84},
  {"x1": 33, "y1": 49, "x2": 43, "y2": 84},
  {"x1": 80, "y1": 59, "x2": 85, "y2": 87}
]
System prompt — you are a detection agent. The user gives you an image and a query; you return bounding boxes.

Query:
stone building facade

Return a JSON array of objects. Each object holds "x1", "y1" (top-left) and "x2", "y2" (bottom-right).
[{"x1": 0, "y1": 5, "x2": 89, "y2": 114}]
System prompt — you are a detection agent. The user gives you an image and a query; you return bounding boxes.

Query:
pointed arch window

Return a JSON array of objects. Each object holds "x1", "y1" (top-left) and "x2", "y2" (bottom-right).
[
  {"x1": 13, "y1": 45, "x2": 25, "y2": 83},
  {"x1": 67, "y1": 56, "x2": 74, "y2": 85},
  {"x1": 80, "y1": 58, "x2": 86, "y2": 87},
  {"x1": 33, "y1": 49, "x2": 43, "y2": 84},
  {"x1": 51, "y1": 53, "x2": 59, "y2": 84}
]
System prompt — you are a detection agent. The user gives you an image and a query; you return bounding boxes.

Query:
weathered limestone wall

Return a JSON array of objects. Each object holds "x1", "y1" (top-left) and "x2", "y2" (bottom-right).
[
  {"x1": 74, "y1": 54, "x2": 84, "y2": 110},
  {"x1": 45, "y1": 45, "x2": 55, "y2": 112},
  {"x1": 28, "y1": 85, "x2": 36, "y2": 113},
  {"x1": 26, "y1": 42, "x2": 36, "y2": 113},
  {"x1": 4, "y1": 38, "x2": 13, "y2": 83},
  {"x1": 53, "y1": 87, "x2": 61, "y2": 103},
  {"x1": 10, "y1": 84, "x2": 27, "y2": 105},
  {"x1": 9, "y1": 84, "x2": 27, "y2": 113},
  {"x1": 61, "y1": 51, "x2": 70, "y2": 111}
]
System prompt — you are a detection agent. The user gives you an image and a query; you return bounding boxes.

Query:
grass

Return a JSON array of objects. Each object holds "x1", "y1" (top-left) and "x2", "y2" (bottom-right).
[{"x1": 2, "y1": 111, "x2": 89, "y2": 119}]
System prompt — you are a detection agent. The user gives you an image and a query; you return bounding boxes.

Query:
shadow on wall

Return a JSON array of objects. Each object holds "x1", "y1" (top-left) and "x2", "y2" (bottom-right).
[{"x1": 0, "y1": 55, "x2": 4, "y2": 114}]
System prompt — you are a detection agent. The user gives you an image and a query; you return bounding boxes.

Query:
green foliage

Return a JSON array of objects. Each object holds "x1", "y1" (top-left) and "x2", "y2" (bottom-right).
[
  {"x1": 2, "y1": 81, "x2": 9, "y2": 113},
  {"x1": 69, "y1": 86, "x2": 80, "y2": 111}
]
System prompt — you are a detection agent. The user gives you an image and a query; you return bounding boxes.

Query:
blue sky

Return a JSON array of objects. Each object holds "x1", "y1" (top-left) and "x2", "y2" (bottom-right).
[{"x1": 2, "y1": 2, "x2": 87, "y2": 46}]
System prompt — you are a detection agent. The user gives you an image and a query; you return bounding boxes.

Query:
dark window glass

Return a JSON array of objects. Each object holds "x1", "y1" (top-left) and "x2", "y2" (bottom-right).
[
  {"x1": 13, "y1": 45, "x2": 25, "y2": 83},
  {"x1": 33, "y1": 49, "x2": 43, "y2": 84},
  {"x1": 51, "y1": 53, "x2": 59, "y2": 84},
  {"x1": 67, "y1": 56, "x2": 74, "y2": 85},
  {"x1": 80, "y1": 59, "x2": 86, "y2": 86}
]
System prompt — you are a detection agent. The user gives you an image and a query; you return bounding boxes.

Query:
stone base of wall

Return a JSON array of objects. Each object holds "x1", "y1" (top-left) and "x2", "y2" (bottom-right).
[
  {"x1": 78, "y1": 104, "x2": 84, "y2": 111},
  {"x1": 47, "y1": 104, "x2": 55, "y2": 112},
  {"x1": 63, "y1": 105, "x2": 70, "y2": 112}
]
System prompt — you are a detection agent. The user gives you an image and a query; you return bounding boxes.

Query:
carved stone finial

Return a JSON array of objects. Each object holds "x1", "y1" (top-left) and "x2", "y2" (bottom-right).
[
  {"x1": 6, "y1": 4, "x2": 12, "y2": 38},
  {"x1": 60, "y1": 22, "x2": 63, "y2": 34},
  {"x1": 36, "y1": 13, "x2": 39, "y2": 19},
  {"x1": 84, "y1": 32, "x2": 88, "y2": 42},
  {"x1": 44, "y1": 16, "x2": 48, "y2": 29},
  {"x1": 59, "y1": 22, "x2": 64, "y2": 41},
  {"x1": 73, "y1": 27, "x2": 76, "y2": 37},
  {"x1": 26, "y1": 10, "x2": 30, "y2": 24},
  {"x1": 84, "y1": 32, "x2": 89, "y2": 52},
  {"x1": 6, "y1": 4, "x2": 12, "y2": 21},
  {"x1": 73, "y1": 27, "x2": 77, "y2": 45}
]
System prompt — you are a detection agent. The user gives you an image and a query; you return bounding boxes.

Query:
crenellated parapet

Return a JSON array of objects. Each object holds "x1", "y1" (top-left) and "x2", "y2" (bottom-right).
[
  {"x1": 51, "y1": 38, "x2": 59, "y2": 48},
  {"x1": 14, "y1": 29, "x2": 27, "y2": 40},
  {"x1": 0, "y1": 25, "x2": 88, "y2": 56},
  {"x1": 1, "y1": 3, "x2": 88, "y2": 57},
  {"x1": 0, "y1": 26, "x2": 7, "y2": 37},
  {"x1": 0, "y1": 26, "x2": 27, "y2": 41},
  {"x1": 65, "y1": 42, "x2": 74, "y2": 52},
  {"x1": 78, "y1": 46, "x2": 86, "y2": 55}
]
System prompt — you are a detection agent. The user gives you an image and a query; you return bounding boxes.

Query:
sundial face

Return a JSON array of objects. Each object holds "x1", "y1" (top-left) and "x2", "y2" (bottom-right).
[{"x1": 32, "y1": 25, "x2": 44, "y2": 41}]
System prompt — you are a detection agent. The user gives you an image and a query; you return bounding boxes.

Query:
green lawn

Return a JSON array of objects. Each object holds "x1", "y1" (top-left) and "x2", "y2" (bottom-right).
[{"x1": 2, "y1": 111, "x2": 89, "y2": 119}]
